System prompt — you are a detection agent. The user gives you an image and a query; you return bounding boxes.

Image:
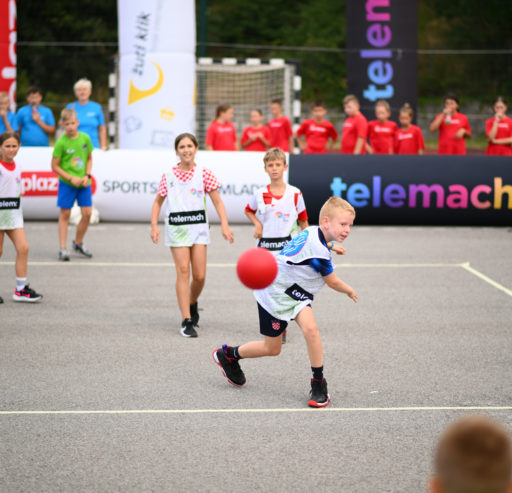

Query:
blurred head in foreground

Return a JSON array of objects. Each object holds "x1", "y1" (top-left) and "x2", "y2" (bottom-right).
[{"x1": 431, "y1": 416, "x2": 512, "y2": 493}]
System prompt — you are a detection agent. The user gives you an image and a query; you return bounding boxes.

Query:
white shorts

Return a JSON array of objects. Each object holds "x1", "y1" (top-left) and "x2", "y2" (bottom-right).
[{"x1": 0, "y1": 208, "x2": 24, "y2": 230}]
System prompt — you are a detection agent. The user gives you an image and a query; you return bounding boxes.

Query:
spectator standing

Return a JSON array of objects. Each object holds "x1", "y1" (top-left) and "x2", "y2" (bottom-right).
[
  {"x1": 241, "y1": 109, "x2": 271, "y2": 151},
  {"x1": 296, "y1": 101, "x2": 338, "y2": 154},
  {"x1": 429, "y1": 93, "x2": 471, "y2": 155},
  {"x1": 366, "y1": 100, "x2": 397, "y2": 154},
  {"x1": 268, "y1": 99, "x2": 294, "y2": 152},
  {"x1": 16, "y1": 86, "x2": 55, "y2": 146},
  {"x1": 0, "y1": 92, "x2": 17, "y2": 134},
  {"x1": 66, "y1": 78, "x2": 107, "y2": 150},
  {"x1": 486, "y1": 97, "x2": 512, "y2": 156},
  {"x1": 394, "y1": 103, "x2": 425, "y2": 155},
  {"x1": 340, "y1": 95, "x2": 368, "y2": 154},
  {"x1": 205, "y1": 104, "x2": 238, "y2": 151}
]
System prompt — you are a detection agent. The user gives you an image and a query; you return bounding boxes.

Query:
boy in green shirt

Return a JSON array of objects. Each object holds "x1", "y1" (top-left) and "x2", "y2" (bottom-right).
[{"x1": 51, "y1": 108, "x2": 94, "y2": 261}]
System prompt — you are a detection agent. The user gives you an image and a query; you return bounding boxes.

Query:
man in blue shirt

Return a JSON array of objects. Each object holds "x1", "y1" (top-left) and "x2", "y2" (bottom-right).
[
  {"x1": 66, "y1": 78, "x2": 106, "y2": 149},
  {"x1": 16, "y1": 86, "x2": 55, "y2": 146}
]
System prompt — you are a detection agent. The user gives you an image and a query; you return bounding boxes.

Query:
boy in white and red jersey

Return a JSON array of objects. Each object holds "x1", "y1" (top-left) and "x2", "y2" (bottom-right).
[
  {"x1": 245, "y1": 147, "x2": 308, "y2": 254},
  {"x1": 268, "y1": 99, "x2": 294, "y2": 152}
]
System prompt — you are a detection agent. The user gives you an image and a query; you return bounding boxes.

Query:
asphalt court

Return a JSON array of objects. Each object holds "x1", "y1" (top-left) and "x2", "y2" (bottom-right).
[{"x1": 1, "y1": 222, "x2": 511, "y2": 492}]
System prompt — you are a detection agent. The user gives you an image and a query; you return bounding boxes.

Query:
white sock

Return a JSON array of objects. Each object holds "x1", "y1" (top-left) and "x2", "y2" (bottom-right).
[{"x1": 16, "y1": 277, "x2": 26, "y2": 291}]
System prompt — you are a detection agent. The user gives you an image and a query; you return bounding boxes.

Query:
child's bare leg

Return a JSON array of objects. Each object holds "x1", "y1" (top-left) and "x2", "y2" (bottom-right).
[
  {"x1": 189, "y1": 244, "x2": 207, "y2": 304},
  {"x1": 6, "y1": 228, "x2": 29, "y2": 278},
  {"x1": 238, "y1": 336, "x2": 282, "y2": 358},
  {"x1": 295, "y1": 306, "x2": 323, "y2": 367},
  {"x1": 0, "y1": 230, "x2": 4, "y2": 257},
  {"x1": 171, "y1": 246, "x2": 192, "y2": 319},
  {"x1": 75, "y1": 206, "x2": 92, "y2": 245},
  {"x1": 58, "y1": 208, "x2": 71, "y2": 248}
]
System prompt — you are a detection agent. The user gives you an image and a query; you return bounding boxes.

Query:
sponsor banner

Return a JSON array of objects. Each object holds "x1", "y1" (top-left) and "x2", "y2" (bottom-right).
[
  {"x1": 0, "y1": 0, "x2": 16, "y2": 108},
  {"x1": 16, "y1": 148, "x2": 283, "y2": 223},
  {"x1": 346, "y1": 0, "x2": 417, "y2": 121},
  {"x1": 117, "y1": 1, "x2": 195, "y2": 148},
  {"x1": 288, "y1": 154, "x2": 512, "y2": 226}
]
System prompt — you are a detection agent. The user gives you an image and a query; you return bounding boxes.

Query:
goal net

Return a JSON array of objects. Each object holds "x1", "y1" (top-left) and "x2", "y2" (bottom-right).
[{"x1": 195, "y1": 58, "x2": 301, "y2": 149}]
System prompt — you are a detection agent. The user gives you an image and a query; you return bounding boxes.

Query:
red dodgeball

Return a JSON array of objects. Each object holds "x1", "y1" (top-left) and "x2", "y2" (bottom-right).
[{"x1": 236, "y1": 247, "x2": 278, "y2": 289}]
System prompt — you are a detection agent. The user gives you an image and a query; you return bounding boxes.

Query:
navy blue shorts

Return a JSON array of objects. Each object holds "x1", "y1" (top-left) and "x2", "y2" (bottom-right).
[
  {"x1": 57, "y1": 181, "x2": 92, "y2": 209},
  {"x1": 257, "y1": 303, "x2": 288, "y2": 338}
]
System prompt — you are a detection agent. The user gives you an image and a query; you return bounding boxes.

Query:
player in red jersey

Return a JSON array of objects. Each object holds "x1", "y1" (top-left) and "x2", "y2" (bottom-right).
[
  {"x1": 394, "y1": 103, "x2": 425, "y2": 155},
  {"x1": 296, "y1": 101, "x2": 338, "y2": 154},
  {"x1": 241, "y1": 109, "x2": 271, "y2": 152},
  {"x1": 366, "y1": 100, "x2": 398, "y2": 154},
  {"x1": 205, "y1": 104, "x2": 238, "y2": 151},
  {"x1": 340, "y1": 95, "x2": 368, "y2": 154},
  {"x1": 429, "y1": 93, "x2": 471, "y2": 155},
  {"x1": 486, "y1": 97, "x2": 512, "y2": 156},
  {"x1": 268, "y1": 99, "x2": 294, "y2": 152}
]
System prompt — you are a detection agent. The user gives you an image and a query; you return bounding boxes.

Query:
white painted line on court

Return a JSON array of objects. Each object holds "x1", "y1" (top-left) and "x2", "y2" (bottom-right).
[
  {"x1": 0, "y1": 261, "x2": 466, "y2": 268},
  {"x1": 461, "y1": 262, "x2": 512, "y2": 297},
  {"x1": 1, "y1": 405, "x2": 512, "y2": 416}
]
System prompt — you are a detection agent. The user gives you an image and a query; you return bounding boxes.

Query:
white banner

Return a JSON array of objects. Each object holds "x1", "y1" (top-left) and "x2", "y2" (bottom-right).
[
  {"x1": 117, "y1": 1, "x2": 195, "y2": 148},
  {"x1": 17, "y1": 149, "x2": 288, "y2": 223}
]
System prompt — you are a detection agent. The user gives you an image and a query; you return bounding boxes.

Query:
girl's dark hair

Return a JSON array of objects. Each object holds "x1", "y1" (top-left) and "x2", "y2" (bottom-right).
[
  {"x1": 251, "y1": 108, "x2": 263, "y2": 116},
  {"x1": 0, "y1": 131, "x2": 20, "y2": 146},
  {"x1": 444, "y1": 92, "x2": 460, "y2": 107},
  {"x1": 215, "y1": 104, "x2": 232, "y2": 119},
  {"x1": 174, "y1": 133, "x2": 198, "y2": 150},
  {"x1": 494, "y1": 96, "x2": 507, "y2": 106}
]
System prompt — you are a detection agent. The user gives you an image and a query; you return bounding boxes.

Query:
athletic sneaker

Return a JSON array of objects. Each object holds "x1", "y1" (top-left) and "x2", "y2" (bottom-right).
[
  {"x1": 180, "y1": 318, "x2": 198, "y2": 338},
  {"x1": 59, "y1": 248, "x2": 70, "y2": 261},
  {"x1": 308, "y1": 378, "x2": 330, "y2": 408},
  {"x1": 72, "y1": 241, "x2": 93, "y2": 258},
  {"x1": 13, "y1": 284, "x2": 43, "y2": 303},
  {"x1": 190, "y1": 302, "x2": 199, "y2": 327},
  {"x1": 213, "y1": 345, "x2": 246, "y2": 387},
  {"x1": 282, "y1": 329, "x2": 287, "y2": 344},
  {"x1": 0, "y1": 295, "x2": 3, "y2": 304}
]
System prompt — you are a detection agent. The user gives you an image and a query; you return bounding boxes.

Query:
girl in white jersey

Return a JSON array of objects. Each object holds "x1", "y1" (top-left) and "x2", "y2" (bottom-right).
[
  {"x1": 150, "y1": 133, "x2": 234, "y2": 338},
  {"x1": 0, "y1": 132, "x2": 42, "y2": 303}
]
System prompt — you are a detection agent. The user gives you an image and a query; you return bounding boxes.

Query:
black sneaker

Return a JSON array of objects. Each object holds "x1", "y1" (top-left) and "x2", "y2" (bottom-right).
[
  {"x1": 190, "y1": 302, "x2": 199, "y2": 327},
  {"x1": 213, "y1": 345, "x2": 246, "y2": 387},
  {"x1": 282, "y1": 329, "x2": 287, "y2": 344},
  {"x1": 72, "y1": 241, "x2": 93, "y2": 258},
  {"x1": 180, "y1": 318, "x2": 198, "y2": 338},
  {"x1": 13, "y1": 284, "x2": 43, "y2": 303},
  {"x1": 308, "y1": 378, "x2": 330, "y2": 408},
  {"x1": 59, "y1": 248, "x2": 70, "y2": 261},
  {"x1": 0, "y1": 295, "x2": 3, "y2": 304}
]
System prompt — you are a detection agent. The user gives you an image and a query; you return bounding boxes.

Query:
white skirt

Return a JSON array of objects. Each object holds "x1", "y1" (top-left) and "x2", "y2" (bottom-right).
[
  {"x1": 0, "y1": 208, "x2": 24, "y2": 230},
  {"x1": 165, "y1": 223, "x2": 211, "y2": 247}
]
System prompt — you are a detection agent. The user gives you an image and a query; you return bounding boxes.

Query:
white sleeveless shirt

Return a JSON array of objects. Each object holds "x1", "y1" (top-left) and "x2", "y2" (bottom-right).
[
  {"x1": 164, "y1": 165, "x2": 210, "y2": 247},
  {"x1": 0, "y1": 161, "x2": 23, "y2": 230},
  {"x1": 254, "y1": 226, "x2": 331, "y2": 321}
]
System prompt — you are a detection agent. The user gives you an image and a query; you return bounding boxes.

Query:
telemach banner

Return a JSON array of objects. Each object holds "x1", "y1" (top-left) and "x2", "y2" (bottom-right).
[
  {"x1": 117, "y1": 1, "x2": 196, "y2": 148},
  {"x1": 346, "y1": 0, "x2": 418, "y2": 121},
  {"x1": 289, "y1": 154, "x2": 512, "y2": 226},
  {"x1": 0, "y1": 0, "x2": 16, "y2": 110}
]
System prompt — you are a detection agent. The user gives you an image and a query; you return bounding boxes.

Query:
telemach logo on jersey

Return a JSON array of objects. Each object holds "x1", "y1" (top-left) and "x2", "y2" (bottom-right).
[{"x1": 168, "y1": 209, "x2": 206, "y2": 225}]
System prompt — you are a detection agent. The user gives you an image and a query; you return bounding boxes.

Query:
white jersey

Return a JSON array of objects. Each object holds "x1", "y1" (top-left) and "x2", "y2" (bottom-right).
[
  {"x1": 0, "y1": 161, "x2": 23, "y2": 230},
  {"x1": 254, "y1": 226, "x2": 331, "y2": 321},
  {"x1": 164, "y1": 165, "x2": 210, "y2": 247},
  {"x1": 249, "y1": 184, "x2": 306, "y2": 253}
]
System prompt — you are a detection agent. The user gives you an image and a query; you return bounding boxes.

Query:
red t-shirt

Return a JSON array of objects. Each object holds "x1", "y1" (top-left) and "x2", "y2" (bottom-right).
[
  {"x1": 241, "y1": 125, "x2": 271, "y2": 151},
  {"x1": 368, "y1": 120, "x2": 398, "y2": 154},
  {"x1": 485, "y1": 117, "x2": 512, "y2": 156},
  {"x1": 341, "y1": 113, "x2": 368, "y2": 154},
  {"x1": 268, "y1": 115, "x2": 293, "y2": 151},
  {"x1": 205, "y1": 121, "x2": 237, "y2": 151},
  {"x1": 296, "y1": 119, "x2": 338, "y2": 154},
  {"x1": 436, "y1": 112, "x2": 471, "y2": 155},
  {"x1": 394, "y1": 125, "x2": 425, "y2": 155}
]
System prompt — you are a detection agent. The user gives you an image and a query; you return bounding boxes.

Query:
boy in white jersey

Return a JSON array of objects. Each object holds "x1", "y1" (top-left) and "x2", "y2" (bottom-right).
[
  {"x1": 213, "y1": 197, "x2": 358, "y2": 407},
  {"x1": 245, "y1": 147, "x2": 308, "y2": 254}
]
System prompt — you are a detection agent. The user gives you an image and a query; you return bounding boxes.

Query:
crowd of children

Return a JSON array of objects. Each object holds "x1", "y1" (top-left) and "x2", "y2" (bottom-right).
[{"x1": 205, "y1": 94, "x2": 512, "y2": 156}]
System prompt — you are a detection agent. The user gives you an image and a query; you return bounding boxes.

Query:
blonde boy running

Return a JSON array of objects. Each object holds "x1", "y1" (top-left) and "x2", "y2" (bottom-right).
[{"x1": 213, "y1": 197, "x2": 358, "y2": 407}]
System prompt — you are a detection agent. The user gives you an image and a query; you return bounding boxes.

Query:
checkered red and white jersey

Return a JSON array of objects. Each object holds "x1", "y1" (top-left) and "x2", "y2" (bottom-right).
[{"x1": 158, "y1": 165, "x2": 220, "y2": 197}]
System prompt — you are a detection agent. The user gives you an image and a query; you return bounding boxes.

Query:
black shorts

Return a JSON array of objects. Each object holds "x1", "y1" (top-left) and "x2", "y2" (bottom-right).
[{"x1": 257, "y1": 303, "x2": 288, "y2": 337}]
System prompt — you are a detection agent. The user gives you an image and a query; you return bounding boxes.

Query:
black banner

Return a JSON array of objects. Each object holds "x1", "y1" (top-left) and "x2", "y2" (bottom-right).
[
  {"x1": 258, "y1": 235, "x2": 292, "y2": 251},
  {"x1": 0, "y1": 197, "x2": 20, "y2": 209},
  {"x1": 168, "y1": 209, "x2": 206, "y2": 225},
  {"x1": 288, "y1": 154, "x2": 512, "y2": 226},
  {"x1": 346, "y1": 0, "x2": 418, "y2": 121}
]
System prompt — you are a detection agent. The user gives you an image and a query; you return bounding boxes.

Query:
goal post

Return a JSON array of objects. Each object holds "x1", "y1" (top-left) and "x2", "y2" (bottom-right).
[{"x1": 195, "y1": 58, "x2": 301, "y2": 150}]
